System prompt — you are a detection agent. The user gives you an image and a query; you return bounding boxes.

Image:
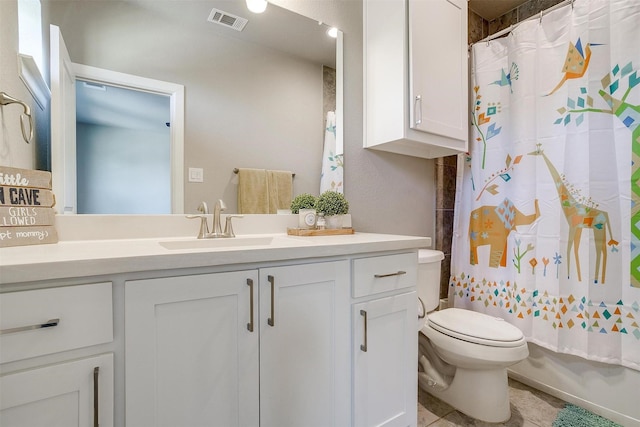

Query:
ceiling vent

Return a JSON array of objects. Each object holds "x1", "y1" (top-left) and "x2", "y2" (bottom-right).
[{"x1": 207, "y1": 8, "x2": 248, "y2": 32}]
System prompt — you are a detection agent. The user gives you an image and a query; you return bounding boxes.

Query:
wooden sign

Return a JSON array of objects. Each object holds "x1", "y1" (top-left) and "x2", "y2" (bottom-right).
[
  {"x1": 0, "y1": 186, "x2": 56, "y2": 207},
  {"x1": 0, "y1": 226, "x2": 58, "y2": 247},
  {"x1": 0, "y1": 166, "x2": 58, "y2": 248},
  {"x1": 0, "y1": 166, "x2": 52, "y2": 189},
  {"x1": 0, "y1": 207, "x2": 56, "y2": 227}
]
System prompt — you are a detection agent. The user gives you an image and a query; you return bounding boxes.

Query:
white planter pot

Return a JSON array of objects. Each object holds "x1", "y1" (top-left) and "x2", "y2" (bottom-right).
[{"x1": 325, "y1": 215, "x2": 344, "y2": 229}]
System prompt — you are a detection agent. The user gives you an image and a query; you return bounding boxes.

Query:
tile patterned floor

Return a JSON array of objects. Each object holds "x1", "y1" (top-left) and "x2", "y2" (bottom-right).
[{"x1": 418, "y1": 378, "x2": 567, "y2": 426}]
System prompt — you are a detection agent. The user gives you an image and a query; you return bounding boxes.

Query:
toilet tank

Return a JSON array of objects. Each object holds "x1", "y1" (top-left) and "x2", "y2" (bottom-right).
[{"x1": 418, "y1": 249, "x2": 445, "y2": 313}]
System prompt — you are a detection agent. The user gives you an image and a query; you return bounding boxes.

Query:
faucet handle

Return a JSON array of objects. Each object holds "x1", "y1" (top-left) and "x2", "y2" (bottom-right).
[
  {"x1": 224, "y1": 215, "x2": 244, "y2": 237},
  {"x1": 186, "y1": 214, "x2": 210, "y2": 239},
  {"x1": 197, "y1": 201, "x2": 209, "y2": 215}
]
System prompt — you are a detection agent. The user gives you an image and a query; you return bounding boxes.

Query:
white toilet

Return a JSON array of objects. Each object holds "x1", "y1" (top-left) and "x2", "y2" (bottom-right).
[{"x1": 417, "y1": 249, "x2": 529, "y2": 423}]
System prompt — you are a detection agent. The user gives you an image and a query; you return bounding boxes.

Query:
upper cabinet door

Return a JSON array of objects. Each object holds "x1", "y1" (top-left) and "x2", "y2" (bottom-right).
[
  {"x1": 363, "y1": 0, "x2": 468, "y2": 159},
  {"x1": 409, "y1": 0, "x2": 468, "y2": 142}
]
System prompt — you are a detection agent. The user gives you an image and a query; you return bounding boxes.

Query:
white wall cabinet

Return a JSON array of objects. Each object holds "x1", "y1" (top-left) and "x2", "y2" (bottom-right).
[
  {"x1": 364, "y1": 0, "x2": 468, "y2": 159},
  {"x1": 125, "y1": 260, "x2": 350, "y2": 427},
  {"x1": 351, "y1": 253, "x2": 418, "y2": 427}
]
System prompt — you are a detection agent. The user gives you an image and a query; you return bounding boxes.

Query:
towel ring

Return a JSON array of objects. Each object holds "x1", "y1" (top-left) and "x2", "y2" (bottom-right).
[{"x1": 0, "y1": 92, "x2": 33, "y2": 144}]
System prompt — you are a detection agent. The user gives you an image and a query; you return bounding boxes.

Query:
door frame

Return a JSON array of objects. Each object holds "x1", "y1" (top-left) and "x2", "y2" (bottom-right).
[{"x1": 72, "y1": 64, "x2": 185, "y2": 214}]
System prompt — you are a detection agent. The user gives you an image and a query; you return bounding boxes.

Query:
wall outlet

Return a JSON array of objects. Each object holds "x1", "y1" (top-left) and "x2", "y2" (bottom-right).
[{"x1": 188, "y1": 167, "x2": 204, "y2": 183}]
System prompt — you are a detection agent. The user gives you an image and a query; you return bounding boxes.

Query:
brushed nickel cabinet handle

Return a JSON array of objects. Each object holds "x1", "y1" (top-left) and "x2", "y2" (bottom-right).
[
  {"x1": 374, "y1": 271, "x2": 407, "y2": 278},
  {"x1": 360, "y1": 310, "x2": 368, "y2": 352},
  {"x1": 93, "y1": 366, "x2": 100, "y2": 427},
  {"x1": 0, "y1": 318, "x2": 60, "y2": 335},
  {"x1": 414, "y1": 95, "x2": 423, "y2": 126},
  {"x1": 267, "y1": 275, "x2": 275, "y2": 327},
  {"x1": 247, "y1": 278, "x2": 254, "y2": 332}
]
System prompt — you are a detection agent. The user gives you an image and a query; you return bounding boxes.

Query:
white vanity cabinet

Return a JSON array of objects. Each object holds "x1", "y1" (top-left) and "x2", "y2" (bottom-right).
[
  {"x1": 125, "y1": 270, "x2": 259, "y2": 427},
  {"x1": 351, "y1": 253, "x2": 418, "y2": 427},
  {"x1": 0, "y1": 283, "x2": 115, "y2": 427},
  {"x1": 364, "y1": 0, "x2": 468, "y2": 159},
  {"x1": 125, "y1": 260, "x2": 350, "y2": 427},
  {"x1": 258, "y1": 262, "x2": 350, "y2": 427}
]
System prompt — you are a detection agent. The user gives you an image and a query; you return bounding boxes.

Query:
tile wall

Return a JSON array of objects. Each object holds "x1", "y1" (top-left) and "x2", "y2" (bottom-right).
[{"x1": 435, "y1": 0, "x2": 564, "y2": 298}]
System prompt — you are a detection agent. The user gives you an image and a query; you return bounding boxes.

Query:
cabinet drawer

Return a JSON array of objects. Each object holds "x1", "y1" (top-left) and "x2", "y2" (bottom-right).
[
  {"x1": 352, "y1": 253, "x2": 417, "y2": 298},
  {"x1": 0, "y1": 282, "x2": 113, "y2": 364}
]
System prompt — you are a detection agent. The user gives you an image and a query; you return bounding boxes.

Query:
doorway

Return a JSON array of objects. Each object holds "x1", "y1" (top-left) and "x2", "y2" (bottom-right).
[{"x1": 76, "y1": 81, "x2": 171, "y2": 214}]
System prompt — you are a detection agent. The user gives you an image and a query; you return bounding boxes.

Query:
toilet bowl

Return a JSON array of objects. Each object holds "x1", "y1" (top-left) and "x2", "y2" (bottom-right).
[{"x1": 417, "y1": 249, "x2": 529, "y2": 423}]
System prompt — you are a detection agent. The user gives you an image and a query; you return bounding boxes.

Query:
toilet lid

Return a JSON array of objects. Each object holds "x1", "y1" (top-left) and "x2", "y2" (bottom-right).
[{"x1": 427, "y1": 308, "x2": 525, "y2": 347}]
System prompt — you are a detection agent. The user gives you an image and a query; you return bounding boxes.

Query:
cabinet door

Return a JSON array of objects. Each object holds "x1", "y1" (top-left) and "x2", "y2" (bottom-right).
[
  {"x1": 125, "y1": 271, "x2": 259, "y2": 427},
  {"x1": 0, "y1": 353, "x2": 114, "y2": 427},
  {"x1": 353, "y1": 292, "x2": 418, "y2": 427},
  {"x1": 409, "y1": 0, "x2": 467, "y2": 142},
  {"x1": 259, "y1": 261, "x2": 350, "y2": 427}
]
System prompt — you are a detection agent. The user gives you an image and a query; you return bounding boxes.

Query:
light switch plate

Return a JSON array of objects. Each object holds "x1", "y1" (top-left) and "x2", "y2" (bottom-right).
[{"x1": 188, "y1": 167, "x2": 204, "y2": 183}]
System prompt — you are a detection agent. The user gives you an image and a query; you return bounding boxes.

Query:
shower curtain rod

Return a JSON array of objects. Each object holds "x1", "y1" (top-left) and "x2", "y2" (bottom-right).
[{"x1": 471, "y1": 0, "x2": 573, "y2": 46}]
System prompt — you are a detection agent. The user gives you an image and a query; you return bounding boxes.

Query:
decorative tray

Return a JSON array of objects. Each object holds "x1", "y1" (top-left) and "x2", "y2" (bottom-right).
[{"x1": 286, "y1": 227, "x2": 355, "y2": 236}]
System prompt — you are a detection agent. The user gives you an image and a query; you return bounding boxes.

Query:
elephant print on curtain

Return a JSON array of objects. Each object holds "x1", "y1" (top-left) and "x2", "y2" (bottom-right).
[{"x1": 469, "y1": 198, "x2": 540, "y2": 268}]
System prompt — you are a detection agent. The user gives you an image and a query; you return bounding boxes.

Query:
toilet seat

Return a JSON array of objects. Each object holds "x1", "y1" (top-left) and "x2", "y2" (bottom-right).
[{"x1": 427, "y1": 308, "x2": 525, "y2": 348}]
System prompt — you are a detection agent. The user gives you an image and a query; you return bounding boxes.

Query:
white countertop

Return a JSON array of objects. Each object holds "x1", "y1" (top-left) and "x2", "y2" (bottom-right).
[{"x1": 0, "y1": 215, "x2": 431, "y2": 284}]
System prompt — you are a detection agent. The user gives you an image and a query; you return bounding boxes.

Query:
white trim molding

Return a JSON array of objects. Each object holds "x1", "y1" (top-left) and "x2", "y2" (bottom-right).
[{"x1": 17, "y1": 54, "x2": 50, "y2": 110}]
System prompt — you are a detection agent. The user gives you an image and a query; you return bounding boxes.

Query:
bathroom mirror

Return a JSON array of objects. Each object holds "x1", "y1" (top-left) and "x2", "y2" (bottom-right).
[{"x1": 45, "y1": 0, "x2": 342, "y2": 214}]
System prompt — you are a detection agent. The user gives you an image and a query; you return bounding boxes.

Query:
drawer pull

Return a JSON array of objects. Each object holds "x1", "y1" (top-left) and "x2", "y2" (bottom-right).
[
  {"x1": 0, "y1": 318, "x2": 60, "y2": 335},
  {"x1": 94, "y1": 366, "x2": 100, "y2": 427},
  {"x1": 374, "y1": 271, "x2": 407, "y2": 278},
  {"x1": 267, "y1": 275, "x2": 275, "y2": 327},
  {"x1": 360, "y1": 310, "x2": 368, "y2": 352},
  {"x1": 247, "y1": 278, "x2": 255, "y2": 332}
]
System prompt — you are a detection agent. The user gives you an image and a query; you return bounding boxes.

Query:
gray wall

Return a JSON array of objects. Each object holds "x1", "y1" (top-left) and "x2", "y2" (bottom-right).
[
  {"x1": 0, "y1": 0, "x2": 49, "y2": 171},
  {"x1": 2, "y1": 0, "x2": 435, "y2": 238}
]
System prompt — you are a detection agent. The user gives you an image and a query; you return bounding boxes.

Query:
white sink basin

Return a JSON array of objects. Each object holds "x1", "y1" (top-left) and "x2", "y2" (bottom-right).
[
  {"x1": 159, "y1": 236, "x2": 275, "y2": 250},
  {"x1": 158, "y1": 235, "x2": 316, "y2": 251}
]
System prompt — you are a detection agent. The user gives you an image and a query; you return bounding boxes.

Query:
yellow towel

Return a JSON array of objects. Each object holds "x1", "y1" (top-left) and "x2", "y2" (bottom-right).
[
  {"x1": 267, "y1": 170, "x2": 293, "y2": 214},
  {"x1": 237, "y1": 168, "x2": 269, "y2": 214}
]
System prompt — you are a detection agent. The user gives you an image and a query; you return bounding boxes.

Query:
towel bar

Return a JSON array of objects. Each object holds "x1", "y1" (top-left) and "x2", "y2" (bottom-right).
[{"x1": 233, "y1": 168, "x2": 295, "y2": 177}]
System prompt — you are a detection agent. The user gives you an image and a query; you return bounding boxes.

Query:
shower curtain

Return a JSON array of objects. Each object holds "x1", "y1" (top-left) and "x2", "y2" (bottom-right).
[
  {"x1": 320, "y1": 111, "x2": 343, "y2": 193},
  {"x1": 451, "y1": 0, "x2": 640, "y2": 370}
]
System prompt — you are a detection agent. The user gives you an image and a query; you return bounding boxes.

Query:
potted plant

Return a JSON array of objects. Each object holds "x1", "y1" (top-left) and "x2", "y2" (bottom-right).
[
  {"x1": 290, "y1": 193, "x2": 317, "y2": 214},
  {"x1": 315, "y1": 191, "x2": 349, "y2": 229},
  {"x1": 290, "y1": 193, "x2": 318, "y2": 229}
]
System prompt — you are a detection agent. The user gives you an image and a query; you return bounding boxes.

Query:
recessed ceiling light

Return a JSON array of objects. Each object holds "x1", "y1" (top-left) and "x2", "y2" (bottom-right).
[{"x1": 246, "y1": 0, "x2": 267, "y2": 14}]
